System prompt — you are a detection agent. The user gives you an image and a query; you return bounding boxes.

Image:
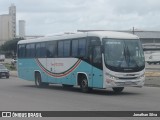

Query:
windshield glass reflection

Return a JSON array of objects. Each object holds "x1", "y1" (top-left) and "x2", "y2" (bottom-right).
[{"x1": 103, "y1": 39, "x2": 145, "y2": 72}]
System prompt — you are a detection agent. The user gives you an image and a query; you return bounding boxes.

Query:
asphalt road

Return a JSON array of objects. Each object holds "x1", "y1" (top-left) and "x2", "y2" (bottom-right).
[
  {"x1": 0, "y1": 76, "x2": 160, "y2": 111},
  {"x1": 0, "y1": 60, "x2": 159, "y2": 119}
]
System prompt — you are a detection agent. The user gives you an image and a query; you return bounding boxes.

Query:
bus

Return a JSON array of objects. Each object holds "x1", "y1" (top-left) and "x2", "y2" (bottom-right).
[{"x1": 17, "y1": 31, "x2": 145, "y2": 93}]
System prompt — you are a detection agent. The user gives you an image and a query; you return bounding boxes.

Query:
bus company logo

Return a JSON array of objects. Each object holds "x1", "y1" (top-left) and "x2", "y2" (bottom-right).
[
  {"x1": 2, "y1": 112, "x2": 11, "y2": 117},
  {"x1": 51, "y1": 63, "x2": 64, "y2": 66}
]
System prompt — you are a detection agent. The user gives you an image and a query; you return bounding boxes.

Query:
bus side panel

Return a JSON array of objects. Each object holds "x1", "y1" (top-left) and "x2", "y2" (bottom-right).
[
  {"x1": 18, "y1": 59, "x2": 36, "y2": 81},
  {"x1": 53, "y1": 58, "x2": 84, "y2": 85},
  {"x1": 92, "y1": 66, "x2": 103, "y2": 88},
  {"x1": 18, "y1": 58, "x2": 48, "y2": 82},
  {"x1": 46, "y1": 58, "x2": 56, "y2": 83},
  {"x1": 18, "y1": 58, "x2": 103, "y2": 89},
  {"x1": 34, "y1": 58, "x2": 48, "y2": 82}
]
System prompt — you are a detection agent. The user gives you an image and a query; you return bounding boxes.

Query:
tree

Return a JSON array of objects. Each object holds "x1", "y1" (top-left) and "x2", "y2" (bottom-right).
[{"x1": 0, "y1": 38, "x2": 24, "y2": 57}]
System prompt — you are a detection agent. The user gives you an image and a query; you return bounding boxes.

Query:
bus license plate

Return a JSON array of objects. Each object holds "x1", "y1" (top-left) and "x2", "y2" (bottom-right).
[{"x1": 124, "y1": 82, "x2": 135, "y2": 85}]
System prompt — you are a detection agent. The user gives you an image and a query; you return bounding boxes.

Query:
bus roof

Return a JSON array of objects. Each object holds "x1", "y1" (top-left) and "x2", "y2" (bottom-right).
[{"x1": 18, "y1": 31, "x2": 139, "y2": 44}]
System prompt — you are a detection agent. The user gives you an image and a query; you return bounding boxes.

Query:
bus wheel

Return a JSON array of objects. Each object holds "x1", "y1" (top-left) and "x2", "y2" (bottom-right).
[
  {"x1": 35, "y1": 73, "x2": 49, "y2": 88},
  {"x1": 80, "y1": 78, "x2": 89, "y2": 93},
  {"x1": 112, "y1": 87, "x2": 124, "y2": 93}
]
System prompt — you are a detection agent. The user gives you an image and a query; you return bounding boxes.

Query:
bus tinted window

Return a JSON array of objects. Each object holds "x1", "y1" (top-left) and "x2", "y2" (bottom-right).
[
  {"x1": 36, "y1": 43, "x2": 46, "y2": 58},
  {"x1": 26, "y1": 44, "x2": 35, "y2": 58},
  {"x1": 36, "y1": 43, "x2": 41, "y2": 57},
  {"x1": 30, "y1": 44, "x2": 35, "y2": 57},
  {"x1": 46, "y1": 42, "x2": 57, "y2": 58},
  {"x1": 58, "y1": 41, "x2": 63, "y2": 57},
  {"x1": 41, "y1": 43, "x2": 46, "y2": 57},
  {"x1": 64, "y1": 41, "x2": 70, "y2": 57},
  {"x1": 72, "y1": 40, "x2": 78, "y2": 57},
  {"x1": 26, "y1": 44, "x2": 30, "y2": 58},
  {"x1": 18, "y1": 44, "x2": 25, "y2": 58},
  {"x1": 79, "y1": 39, "x2": 86, "y2": 57}
]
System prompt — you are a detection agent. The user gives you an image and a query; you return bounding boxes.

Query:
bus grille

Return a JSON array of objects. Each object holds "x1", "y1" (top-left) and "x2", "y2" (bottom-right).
[{"x1": 118, "y1": 77, "x2": 138, "y2": 80}]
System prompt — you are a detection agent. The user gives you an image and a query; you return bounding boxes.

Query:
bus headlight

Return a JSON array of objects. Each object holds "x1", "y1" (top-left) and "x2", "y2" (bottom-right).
[
  {"x1": 138, "y1": 74, "x2": 145, "y2": 79},
  {"x1": 106, "y1": 73, "x2": 119, "y2": 80}
]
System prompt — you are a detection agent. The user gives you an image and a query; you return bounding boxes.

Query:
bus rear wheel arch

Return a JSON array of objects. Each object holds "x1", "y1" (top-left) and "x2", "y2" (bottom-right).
[{"x1": 35, "y1": 72, "x2": 49, "y2": 88}]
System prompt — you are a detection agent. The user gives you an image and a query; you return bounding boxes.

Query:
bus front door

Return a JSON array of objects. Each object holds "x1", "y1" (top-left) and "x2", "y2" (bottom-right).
[{"x1": 92, "y1": 46, "x2": 103, "y2": 88}]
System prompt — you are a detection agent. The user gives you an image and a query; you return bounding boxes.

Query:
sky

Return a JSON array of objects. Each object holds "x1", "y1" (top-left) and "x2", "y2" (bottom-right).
[{"x1": 1, "y1": 0, "x2": 160, "y2": 35}]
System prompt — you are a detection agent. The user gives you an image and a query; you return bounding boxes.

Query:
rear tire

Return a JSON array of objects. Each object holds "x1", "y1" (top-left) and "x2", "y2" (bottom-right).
[
  {"x1": 112, "y1": 87, "x2": 124, "y2": 93},
  {"x1": 35, "y1": 73, "x2": 49, "y2": 88}
]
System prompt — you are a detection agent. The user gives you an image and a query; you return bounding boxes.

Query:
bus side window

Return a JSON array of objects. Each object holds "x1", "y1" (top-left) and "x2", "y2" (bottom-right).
[
  {"x1": 88, "y1": 37, "x2": 101, "y2": 61},
  {"x1": 78, "y1": 39, "x2": 86, "y2": 57},
  {"x1": 18, "y1": 44, "x2": 25, "y2": 58},
  {"x1": 64, "y1": 40, "x2": 71, "y2": 57},
  {"x1": 58, "y1": 41, "x2": 64, "y2": 57},
  {"x1": 41, "y1": 43, "x2": 46, "y2": 58},
  {"x1": 26, "y1": 44, "x2": 35, "y2": 58},
  {"x1": 93, "y1": 46, "x2": 102, "y2": 64},
  {"x1": 46, "y1": 42, "x2": 57, "y2": 58},
  {"x1": 72, "y1": 40, "x2": 78, "y2": 57},
  {"x1": 36, "y1": 43, "x2": 40, "y2": 58},
  {"x1": 26, "y1": 44, "x2": 30, "y2": 58},
  {"x1": 30, "y1": 44, "x2": 35, "y2": 58},
  {"x1": 36, "y1": 43, "x2": 46, "y2": 58}
]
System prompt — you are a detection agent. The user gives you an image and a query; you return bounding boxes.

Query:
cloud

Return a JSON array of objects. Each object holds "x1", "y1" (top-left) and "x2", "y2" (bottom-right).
[
  {"x1": 108, "y1": 0, "x2": 160, "y2": 15},
  {"x1": 1, "y1": 0, "x2": 160, "y2": 35}
]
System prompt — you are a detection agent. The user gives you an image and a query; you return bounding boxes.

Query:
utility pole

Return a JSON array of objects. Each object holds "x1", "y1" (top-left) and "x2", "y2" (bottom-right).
[{"x1": 132, "y1": 27, "x2": 135, "y2": 34}]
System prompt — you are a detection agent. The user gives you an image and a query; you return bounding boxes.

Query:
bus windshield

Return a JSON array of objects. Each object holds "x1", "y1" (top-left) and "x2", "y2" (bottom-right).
[{"x1": 103, "y1": 39, "x2": 145, "y2": 72}]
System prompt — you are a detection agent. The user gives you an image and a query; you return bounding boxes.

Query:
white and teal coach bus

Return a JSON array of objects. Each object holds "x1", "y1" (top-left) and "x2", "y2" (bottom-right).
[{"x1": 17, "y1": 31, "x2": 145, "y2": 93}]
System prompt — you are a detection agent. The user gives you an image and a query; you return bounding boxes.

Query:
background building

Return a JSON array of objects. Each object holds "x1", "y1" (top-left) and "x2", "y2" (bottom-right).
[
  {"x1": 0, "y1": 14, "x2": 12, "y2": 45},
  {"x1": 0, "y1": 4, "x2": 16, "y2": 45},
  {"x1": 119, "y1": 30, "x2": 160, "y2": 51},
  {"x1": 19, "y1": 20, "x2": 25, "y2": 38},
  {"x1": 9, "y1": 4, "x2": 16, "y2": 38},
  {"x1": 118, "y1": 30, "x2": 160, "y2": 44}
]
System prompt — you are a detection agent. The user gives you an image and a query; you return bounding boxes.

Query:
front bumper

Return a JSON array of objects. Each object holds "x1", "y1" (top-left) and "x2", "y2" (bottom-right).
[{"x1": 106, "y1": 77, "x2": 145, "y2": 88}]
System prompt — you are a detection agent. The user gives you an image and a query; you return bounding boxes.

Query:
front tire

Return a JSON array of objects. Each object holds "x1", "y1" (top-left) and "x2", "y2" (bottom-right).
[
  {"x1": 80, "y1": 78, "x2": 90, "y2": 93},
  {"x1": 112, "y1": 87, "x2": 124, "y2": 93}
]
